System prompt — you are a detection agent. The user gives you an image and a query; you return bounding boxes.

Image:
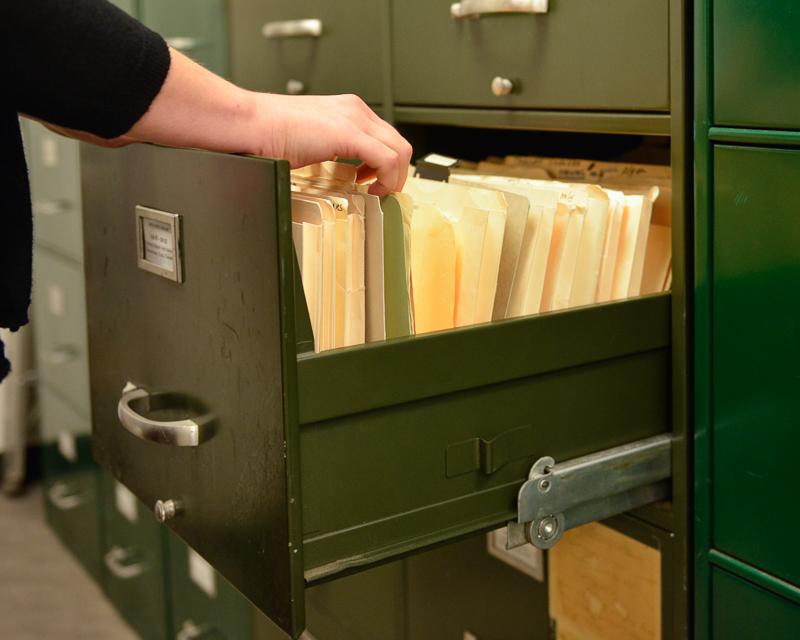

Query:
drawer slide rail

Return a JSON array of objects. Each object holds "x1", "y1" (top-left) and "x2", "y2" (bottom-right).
[{"x1": 507, "y1": 434, "x2": 672, "y2": 550}]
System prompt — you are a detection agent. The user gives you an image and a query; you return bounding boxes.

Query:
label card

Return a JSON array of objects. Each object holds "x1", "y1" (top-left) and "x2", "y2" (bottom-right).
[
  {"x1": 135, "y1": 205, "x2": 183, "y2": 282},
  {"x1": 188, "y1": 548, "x2": 217, "y2": 599},
  {"x1": 47, "y1": 284, "x2": 66, "y2": 317},
  {"x1": 115, "y1": 481, "x2": 139, "y2": 523},
  {"x1": 41, "y1": 136, "x2": 59, "y2": 168},
  {"x1": 57, "y1": 431, "x2": 77, "y2": 463}
]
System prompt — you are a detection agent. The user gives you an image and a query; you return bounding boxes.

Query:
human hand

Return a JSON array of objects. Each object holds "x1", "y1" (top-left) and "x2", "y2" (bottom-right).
[{"x1": 248, "y1": 93, "x2": 413, "y2": 196}]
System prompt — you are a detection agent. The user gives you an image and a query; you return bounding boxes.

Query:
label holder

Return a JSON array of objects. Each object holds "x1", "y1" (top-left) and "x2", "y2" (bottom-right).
[{"x1": 136, "y1": 205, "x2": 183, "y2": 283}]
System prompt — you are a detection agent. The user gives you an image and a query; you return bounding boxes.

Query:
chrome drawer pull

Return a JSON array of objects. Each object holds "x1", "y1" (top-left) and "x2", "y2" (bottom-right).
[
  {"x1": 47, "y1": 482, "x2": 83, "y2": 511},
  {"x1": 451, "y1": 0, "x2": 549, "y2": 19},
  {"x1": 491, "y1": 76, "x2": 515, "y2": 96},
  {"x1": 165, "y1": 36, "x2": 200, "y2": 52},
  {"x1": 286, "y1": 79, "x2": 305, "y2": 95},
  {"x1": 176, "y1": 620, "x2": 217, "y2": 640},
  {"x1": 104, "y1": 546, "x2": 145, "y2": 580},
  {"x1": 262, "y1": 19, "x2": 322, "y2": 39},
  {"x1": 117, "y1": 382, "x2": 214, "y2": 447}
]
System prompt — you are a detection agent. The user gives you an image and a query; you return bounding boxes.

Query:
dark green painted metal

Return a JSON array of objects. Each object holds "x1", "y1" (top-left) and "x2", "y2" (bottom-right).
[
  {"x1": 712, "y1": 145, "x2": 800, "y2": 588},
  {"x1": 710, "y1": 550, "x2": 800, "y2": 607},
  {"x1": 139, "y1": 0, "x2": 228, "y2": 77},
  {"x1": 694, "y1": 0, "x2": 714, "y2": 637},
  {"x1": 81, "y1": 145, "x2": 301, "y2": 637},
  {"x1": 713, "y1": 1, "x2": 800, "y2": 130},
  {"x1": 709, "y1": 127, "x2": 800, "y2": 148},
  {"x1": 393, "y1": 0, "x2": 669, "y2": 112},
  {"x1": 40, "y1": 436, "x2": 96, "y2": 477},
  {"x1": 297, "y1": 293, "x2": 670, "y2": 423},
  {"x1": 43, "y1": 469, "x2": 103, "y2": 582},
  {"x1": 228, "y1": 0, "x2": 383, "y2": 103},
  {"x1": 166, "y1": 531, "x2": 252, "y2": 639},
  {"x1": 393, "y1": 106, "x2": 671, "y2": 136},
  {"x1": 100, "y1": 473, "x2": 171, "y2": 640},
  {"x1": 711, "y1": 568, "x2": 800, "y2": 640}
]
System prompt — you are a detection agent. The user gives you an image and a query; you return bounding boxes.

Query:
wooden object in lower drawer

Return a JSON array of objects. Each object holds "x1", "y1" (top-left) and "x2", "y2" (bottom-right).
[
  {"x1": 44, "y1": 469, "x2": 102, "y2": 582},
  {"x1": 549, "y1": 522, "x2": 661, "y2": 640}
]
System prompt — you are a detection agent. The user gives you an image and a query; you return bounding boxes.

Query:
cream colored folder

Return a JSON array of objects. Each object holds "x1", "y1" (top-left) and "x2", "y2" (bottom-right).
[
  {"x1": 595, "y1": 190, "x2": 626, "y2": 304},
  {"x1": 569, "y1": 185, "x2": 611, "y2": 308},
  {"x1": 410, "y1": 203, "x2": 456, "y2": 334},
  {"x1": 291, "y1": 197, "x2": 325, "y2": 352},
  {"x1": 611, "y1": 187, "x2": 659, "y2": 300},
  {"x1": 640, "y1": 223, "x2": 672, "y2": 295}
]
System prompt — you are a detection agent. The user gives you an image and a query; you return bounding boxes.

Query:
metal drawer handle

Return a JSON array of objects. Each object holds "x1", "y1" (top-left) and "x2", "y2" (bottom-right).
[
  {"x1": 262, "y1": 18, "x2": 322, "y2": 39},
  {"x1": 118, "y1": 383, "x2": 214, "y2": 447},
  {"x1": 451, "y1": 0, "x2": 549, "y2": 19},
  {"x1": 166, "y1": 36, "x2": 201, "y2": 52},
  {"x1": 491, "y1": 76, "x2": 515, "y2": 96},
  {"x1": 47, "y1": 481, "x2": 84, "y2": 511},
  {"x1": 104, "y1": 545, "x2": 146, "y2": 580},
  {"x1": 33, "y1": 199, "x2": 72, "y2": 216},
  {"x1": 176, "y1": 620, "x2": 219, "y2": 640},
  {"x1": 43, "y1": 345, "x2": 78, "y2": 366}
]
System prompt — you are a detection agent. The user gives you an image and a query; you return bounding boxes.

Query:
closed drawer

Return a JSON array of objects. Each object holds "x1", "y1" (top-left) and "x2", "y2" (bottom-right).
[
  {"x1": 25, "y1": 122, "x2": 84, "y2": 262},
  {"x1": 39, "y1": 386, "x2": 94, "y2": 476},
  {"x1": 101, "y1": 474, "x2": 170, "y2": 640},
  {"x1": 712, "y1": 145, "x2": 800, "y2": 587},
  {"x1": 167, "y1": 532, "x2": 252, "y2": 640},
  {"x1": 82, "y1": 144, "x2": 672, "y2": 638},
  {"x1": 714, "y1": 1, "x2": 800, "y2": 130},
  {"x1": 32, "y1": 249, "x2": 90, "y2": 415},
  {"x1": 139, "y1": 0, "x2": 228, "y2": 77},
  {"x1": 229, "y1": 0, "x2": 383, "y2": 103},
  {"x1": 44, "y1": 469, "x2": 102, "y2": 582},
  {"x1": 393, "y1": 0, "x2": 669, "y2": 111},
  {"x1": 712, "y1": 568, "x2": 800, "y2": 640}
]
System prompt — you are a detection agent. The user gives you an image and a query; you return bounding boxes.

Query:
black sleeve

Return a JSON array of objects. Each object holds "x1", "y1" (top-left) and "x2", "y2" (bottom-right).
[{"x1": 2, "y1": 0, "x2": 171, "y2": 138}]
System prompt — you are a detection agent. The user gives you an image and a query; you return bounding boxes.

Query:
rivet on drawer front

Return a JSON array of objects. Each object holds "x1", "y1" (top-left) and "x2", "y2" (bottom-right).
[
  {"x1": 491, "y1": 76, "x2": 515, "y2": 96},
  {"x1": 286, "y1": 79, "x2": 305, "y2": 95},
  {"x1": 154, "y1": 499, "x2": 182, "y2": 523}
]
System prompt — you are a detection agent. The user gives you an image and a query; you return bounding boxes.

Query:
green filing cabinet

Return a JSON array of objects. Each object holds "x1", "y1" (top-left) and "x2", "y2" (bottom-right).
[
  {"x1": 101, "y1": 474, "x2": 171, "y2": 640},
  {"x1": 228, "y1": 0, "x2": 384, "y2": 104},
  {"x1": 139, "y1": 0, "x2": 228, "y2": 77},
  {"x1": 695, "y1": 1, "x2": 800, "y2": 637},
  {"x1": 392, "y1": 0, "x2": 669, "y2": 111}
]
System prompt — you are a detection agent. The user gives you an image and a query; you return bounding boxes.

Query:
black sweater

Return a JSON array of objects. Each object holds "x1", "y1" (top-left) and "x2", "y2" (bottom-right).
[{"x1": 1, "y1": 0, "x2": 170, "y2": 380}]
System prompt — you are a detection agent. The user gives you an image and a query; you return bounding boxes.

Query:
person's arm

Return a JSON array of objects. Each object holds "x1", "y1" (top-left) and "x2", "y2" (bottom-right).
[{"x1": 128, "y1": 49, "x2": 411, "y2": 196}]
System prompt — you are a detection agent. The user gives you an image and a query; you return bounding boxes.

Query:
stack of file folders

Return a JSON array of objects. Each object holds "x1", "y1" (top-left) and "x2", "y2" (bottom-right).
[{"x1": 291, "y1": 156, "x2": 672, "y2": 353}]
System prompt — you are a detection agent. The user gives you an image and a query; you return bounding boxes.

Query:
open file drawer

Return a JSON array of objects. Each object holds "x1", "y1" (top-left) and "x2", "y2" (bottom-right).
[{"x1": 81, "y1": 144, "x2": 671, "y2": 637}]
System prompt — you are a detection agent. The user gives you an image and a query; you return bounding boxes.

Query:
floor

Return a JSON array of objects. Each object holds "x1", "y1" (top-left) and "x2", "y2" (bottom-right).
[{"x1": 0, "y1": 484, "x2": 137, "y2": 640}]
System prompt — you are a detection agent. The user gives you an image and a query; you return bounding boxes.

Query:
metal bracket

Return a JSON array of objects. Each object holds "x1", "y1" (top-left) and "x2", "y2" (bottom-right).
[{"x1": 507, "y1": 434, "x2": 672, "y2": 550}]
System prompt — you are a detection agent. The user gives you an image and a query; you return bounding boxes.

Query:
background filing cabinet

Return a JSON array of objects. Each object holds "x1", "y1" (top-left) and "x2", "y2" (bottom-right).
[{"x1": 695, "y1": 1, "x2": 800, "y2": 637}]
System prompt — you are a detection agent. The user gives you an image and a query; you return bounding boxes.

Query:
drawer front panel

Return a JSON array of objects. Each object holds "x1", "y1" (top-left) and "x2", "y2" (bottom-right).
[
  {"x1": 712, "y1": 568, "x2": 800, "y2": 640},
  {"x1": 712, "y1": 145, "x2": 800, "y2": 587},
  {"x1": 40, "y1": 386, "x2": 94, "y2": 476},
  {"x1": 714, "y1": 0, "x2": 800, "y2": 130},
  {"x1": 102, "y1": 474, "x2": 170, "y2": 640},
  {"x1": 26, "y1": 122, "x2": 84, "y2": 261},
  {"x1": 301, "y1": 348, "x2": 670, "y2": 570},
  {"x1": 167, "y1": 532, "x2": 251, "y2": 640},
  {"x1": 139, "y1": 0, "x2": 228, "y2": 77},
  {"x1": 32, "y1": 250, "x2": 90, "y2": 415},
  {"x1": 393, "y1": 0, "x2": 669, "y2": 111},
  {"x1": 229, "y1": 0, "x2": 383, "y2": 103},
  {"x1": 81, "y1": 145, "x2": 300, "y2": 636},
  {"x1": 44, "y1": 469, "x2": 102, "y2": 581}
]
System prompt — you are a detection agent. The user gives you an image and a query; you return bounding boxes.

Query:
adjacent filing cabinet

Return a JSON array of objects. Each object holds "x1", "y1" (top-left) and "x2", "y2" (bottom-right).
[
  {"x1": 139, "y1": 0, "x2": 229, "y2": 77},
  {"x1": 101, "y1": 474, "x2": 171, "y2": 640},
  {"x1": 393, "y1": 0, "x2": 669, "y2": 111},
  {"x1": 81, "y1": 143, "x2": 673, "y2": 637},
  {"x1": 714, "y1": 0, "x2": 800, "y2": 130},
  {"x1": 228, "y1": 0, "x2": 384, "y2": 103}
]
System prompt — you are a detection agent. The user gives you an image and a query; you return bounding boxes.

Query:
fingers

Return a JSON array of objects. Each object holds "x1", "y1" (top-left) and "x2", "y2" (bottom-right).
[
  {"x1": 348, "y1": 132, "x2": 401, "y2": 197},
  {"x1": 356, "y1": 164, "x2": 378, "y2": 184}
]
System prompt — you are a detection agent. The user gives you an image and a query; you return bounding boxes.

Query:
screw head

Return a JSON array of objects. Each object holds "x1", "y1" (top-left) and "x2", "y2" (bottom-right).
[
  {"x1": 538, "y1": 478, "x2": 551, "y2": 493},
  {"x1": 154, "y1": 499, "x2": 179, "y2": 523},
  {"x1": 537, "y1": 516, "x2": 559, "y2": 541}
]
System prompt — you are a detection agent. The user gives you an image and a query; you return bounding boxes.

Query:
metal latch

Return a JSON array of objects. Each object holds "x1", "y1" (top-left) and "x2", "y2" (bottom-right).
[{"x1": 507, "y1": 434, "x2": 672, "y2": 550}]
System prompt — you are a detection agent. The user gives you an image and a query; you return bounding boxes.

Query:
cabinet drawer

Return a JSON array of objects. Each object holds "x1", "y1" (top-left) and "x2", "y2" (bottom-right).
[
  {"x1": 167, "y1": 532, "x2": 252, "y2": 640},
  {"x1": 44, "y1": 469, "x2": 102, "y2": 582},
  {"x1": 712, "y1": 568, "x2": 800, "y2": 640},
  {"x1": 81, "y1": 144, "x2": 672, "y2": 638},
  {"x1": 32, "y1": 249, "x2": 90, "y2": 415},
  {"x1": 25, "y1": 122, "x2": 84, "y2": 261},
  {"x1": 139, "y1": 0, "x2": 228, "y2": 77},
  {"x1": 229, "y1": 0, "x2": 383, "y2": 103},
  {"x1": 712, "y1": 145, "x2": 800, "y2": 587},
  {"x1": 101, "y1": 474, "x2": 170, "y2": 640},
  {"x1": 40, "y1": 386, "x2": 94, "y2": 476},
  {"x1": 714, "y1": 1, "x2": 800, "y2": 130},
  {"x1": 393, "y1": 0, "x2": 669, "y2": 111}
]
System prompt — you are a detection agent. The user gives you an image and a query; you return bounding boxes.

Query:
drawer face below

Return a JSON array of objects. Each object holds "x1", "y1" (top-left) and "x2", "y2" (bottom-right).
[
  {"x1": 393, "y1": 0, "x2": 669, "y2": 111},
  {"x1": 714, "y1": 0, "x2": 800, "y2": 130},
  {"x1": 229, "y1": 0, "x2": 384, "y2": 103}
]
